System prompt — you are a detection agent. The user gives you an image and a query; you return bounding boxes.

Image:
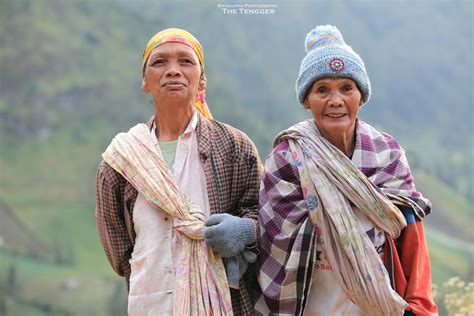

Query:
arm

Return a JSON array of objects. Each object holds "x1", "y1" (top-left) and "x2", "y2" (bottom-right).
[
  {"x1": 204, "y1": 133, "x2": 263, "y2": 256},
  {"x1": 236, "y1": 139, "x2": 264, "y2": 239},
  {"x1": 201, "y1": 127, "x2": 263, "y2": 291},
  {"x1": 397, "y1": 206, "x2": 438, "y2": 316},
  {"x1": 256, "y1": 140, "x2": 311, "y2": 315},
  {"x1": 95, "y1": 161, "x2": 133, "y2": 280}
]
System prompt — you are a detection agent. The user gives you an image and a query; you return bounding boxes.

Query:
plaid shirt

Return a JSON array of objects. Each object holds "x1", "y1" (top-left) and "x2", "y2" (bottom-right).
[
  {"x1": 95, "y1": 114, "x2": 263, "y2": 315},
  {"x1": 256, "y1": 119, "x2": 432, "y2": 315}
]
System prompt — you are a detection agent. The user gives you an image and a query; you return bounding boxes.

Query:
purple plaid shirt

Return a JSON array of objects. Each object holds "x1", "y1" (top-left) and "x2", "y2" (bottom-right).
[{"x1": 256, "y1": 119, "x2": 431, "y2": 315}]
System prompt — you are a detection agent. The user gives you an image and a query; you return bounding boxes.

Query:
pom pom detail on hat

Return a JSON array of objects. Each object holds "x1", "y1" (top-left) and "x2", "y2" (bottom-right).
[
  {"x1": 296, "y1": 25, "x2": 371, "y2": 105},
  {"x1": 305, "y1": 25, "x2": 345, "y2": 53}
]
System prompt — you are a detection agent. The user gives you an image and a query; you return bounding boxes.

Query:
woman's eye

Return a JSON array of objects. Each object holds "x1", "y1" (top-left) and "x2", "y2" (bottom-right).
[
  {"x1": 317, "y1": 87, "x2": 327, "y2": 93},
  {"x1": 342, "y1": 85, "x2": 353, "y2": 92},
  {"x1": 151, "y1": 59, "x2": 164, "y2": 66},
  {"x1": 181, "y1": 58, "x2": 193, "y2": 64}
]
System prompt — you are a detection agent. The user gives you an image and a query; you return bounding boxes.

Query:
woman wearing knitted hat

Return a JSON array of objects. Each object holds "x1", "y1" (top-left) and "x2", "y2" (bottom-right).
[
  {"x1": 95, "y1": 28, "x2": 263, "y2": 315},
  {"x1": 256, "y1": 25, "x2": 437, "y2": 315}
]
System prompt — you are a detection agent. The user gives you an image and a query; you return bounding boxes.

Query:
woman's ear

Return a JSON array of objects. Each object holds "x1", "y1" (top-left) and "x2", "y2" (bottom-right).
[
  {"x1": 303, "y1": 99, "x2": 310, "y2": 110},
  {"x1": 142, "y1": 77, "x2": 149, "y2": 93},
  {"x1": 198, "y1": 73, "x2": 207, "y2": 91}
]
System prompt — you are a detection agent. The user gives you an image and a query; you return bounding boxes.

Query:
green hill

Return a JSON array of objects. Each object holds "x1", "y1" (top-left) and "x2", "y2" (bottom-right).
[
  {"x1": 0, "y1": 200, "x2": 51, "y2": 260},
  {"x1": 415, "y1": 170, "x2": 472, "y2": 241}
]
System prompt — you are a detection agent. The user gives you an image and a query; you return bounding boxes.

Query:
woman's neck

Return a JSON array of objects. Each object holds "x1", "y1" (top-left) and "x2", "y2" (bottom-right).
[
  {"x1": 320, "y1": 129, "x2": 356, "y2": 157},
  {"x1": 154, "y1": 101, "x2": 194, "y2": 142}
]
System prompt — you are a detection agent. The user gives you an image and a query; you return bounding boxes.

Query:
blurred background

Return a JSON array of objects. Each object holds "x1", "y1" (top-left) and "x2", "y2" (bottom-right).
[{"x1": 0, "y1": 0, "x2": 472, "y2": 315}]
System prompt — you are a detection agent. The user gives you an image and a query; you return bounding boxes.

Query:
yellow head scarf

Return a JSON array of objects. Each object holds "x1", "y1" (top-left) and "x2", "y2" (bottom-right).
[{"x1": 142, "y1": 28, "x2": 212, "y2": 120}]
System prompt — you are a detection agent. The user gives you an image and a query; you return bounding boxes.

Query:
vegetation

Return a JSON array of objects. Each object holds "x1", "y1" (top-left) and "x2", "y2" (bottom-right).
[
  {"x1": 433, "y1": 277, "x2": 474, "y2": 316},
  {"x1": 0, "y1": 0, "x2": 471, "y2": 314}
]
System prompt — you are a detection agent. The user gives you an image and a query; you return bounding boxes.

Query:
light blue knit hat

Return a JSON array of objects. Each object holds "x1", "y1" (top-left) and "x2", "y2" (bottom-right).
[{"x1": 296, "y1": 25, "x2": 371, "y2": 105}]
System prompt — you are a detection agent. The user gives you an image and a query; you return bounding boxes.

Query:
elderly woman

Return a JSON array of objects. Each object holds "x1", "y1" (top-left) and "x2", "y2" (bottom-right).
[
  {"x1": 95, "y1": 28, "x2": 262, "y2": 315},
  {"x1": 256, "y1": 25, "x2": 437, "y2": 315}
]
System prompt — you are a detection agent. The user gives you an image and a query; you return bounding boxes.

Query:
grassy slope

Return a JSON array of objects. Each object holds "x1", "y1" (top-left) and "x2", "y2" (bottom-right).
[
  {"x1": 415, "y1": 170, "x2": 472, "y2": 240},
  {"x1": 0, "y1": 1, "x2": 138, "y2": 312},
  {"x1": 0, "y1": 127, "x2": 120, "y2": 314},
  {"x1": 427, "y1": 226, "x2": 474, "y2": 285},
  {"x1": 413, "y1": 171, "x2": 473, "y2": 284}
]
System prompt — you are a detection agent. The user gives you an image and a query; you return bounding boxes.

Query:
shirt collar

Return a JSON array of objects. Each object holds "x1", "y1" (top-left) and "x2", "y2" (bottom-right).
[
  {"x1": 184, "y1": 110, "x2": 199, "y2": 135},
  {"x1": 151, "y1": 110, "x2": 199, "y2": 140}
]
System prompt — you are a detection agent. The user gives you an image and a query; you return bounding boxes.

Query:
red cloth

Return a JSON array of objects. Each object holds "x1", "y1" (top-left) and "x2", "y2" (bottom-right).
[{"x1": 385, "y1": 221, "x2": 438, "y2": 315}]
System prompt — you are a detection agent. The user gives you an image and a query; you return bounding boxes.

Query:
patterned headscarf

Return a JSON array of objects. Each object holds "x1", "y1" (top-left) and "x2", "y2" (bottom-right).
[{"x1": 142, "y1": 28, "x2": 213, "y2": 120}]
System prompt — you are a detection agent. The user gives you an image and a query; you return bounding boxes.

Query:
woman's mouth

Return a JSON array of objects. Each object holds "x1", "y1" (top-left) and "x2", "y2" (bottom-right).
[
  {"x1": 163, "y1": 81, "x2": 185, "y2": 89},
  {"x1": 326, "y1": 113, "x2": 346, "y2": 118}
]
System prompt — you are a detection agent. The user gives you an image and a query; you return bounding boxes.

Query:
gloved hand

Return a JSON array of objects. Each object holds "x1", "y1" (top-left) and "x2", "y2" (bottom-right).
[
  {"x1": 225, "y1": 250, "x2": 258, "y2": 289},
  {"x1": 203, "y1": 213, "x2": 256, "y2": 257},
  {"x1": 241, "y1": 249, "x2": 257, "y2": 264}
]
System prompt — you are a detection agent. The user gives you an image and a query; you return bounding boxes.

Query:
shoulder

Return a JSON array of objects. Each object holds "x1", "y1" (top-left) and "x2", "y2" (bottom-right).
[
  {"x1": 263, "y1": 139, "x2": 300, "y2": 182},
  {"x1": 357, "y1": 120, "x2": 404, "y2": 152},
  {"x1": 274, "y1": 138, "x2": 290, "y2": 153},
  {"x1": 97, "y1": 117, "x2": 153, "y2": 183},
  {"x1": 96, "y1": 160, "x2": 126, "y2": 188},
  {"x1": 271, "y1": 139, "x2": 292, "y2": 164},
  {"x1": 271, "y1": 120, "x2": 311, "y2": 158},
  {"x1": 200, "y1": 117, "x2": 260, "y2": 162},
  {"x1": 267, "y1": 121, "x2": 311, "y2": 169}
]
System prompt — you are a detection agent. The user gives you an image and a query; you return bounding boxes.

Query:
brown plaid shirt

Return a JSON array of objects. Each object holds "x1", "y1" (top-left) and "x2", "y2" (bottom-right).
[{"x1": 95, "y1": 114, "x2": 263, "y2": 315}]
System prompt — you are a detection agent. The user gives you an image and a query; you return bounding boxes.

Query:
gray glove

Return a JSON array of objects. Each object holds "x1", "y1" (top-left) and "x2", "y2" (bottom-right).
[
  {"x1": 203, "y1": 213, "x2": 256, "y2": 257},
  {"x1": 225, "y1": 250, "x2": 258, "y2": 288}
]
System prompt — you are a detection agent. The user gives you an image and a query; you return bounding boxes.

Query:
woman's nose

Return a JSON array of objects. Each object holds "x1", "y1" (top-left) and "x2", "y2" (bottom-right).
[
  {"x1": 165, "y1": 62, "x2": 181, "y2": 77},
  {"x1": 328, "y1": 91, "x2": 343, "y2": 106}
]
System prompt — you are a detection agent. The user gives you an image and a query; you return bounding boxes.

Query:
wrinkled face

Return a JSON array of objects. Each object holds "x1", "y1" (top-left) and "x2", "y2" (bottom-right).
[
  {"x1": 304, "y1": 77, "x2": 362, "y2": 140},
  {"x1": 142, "y1": 42, "x2": 204, "y2": 107}
]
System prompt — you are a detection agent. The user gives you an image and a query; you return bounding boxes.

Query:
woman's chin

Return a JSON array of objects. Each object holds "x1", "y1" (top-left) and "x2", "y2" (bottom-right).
[
  {"x1": 159, "y1": 91, "x2": 193, "y2": 102},
  {"x1": 316, "y1": 119, "x2": 353, "y2": 137}
]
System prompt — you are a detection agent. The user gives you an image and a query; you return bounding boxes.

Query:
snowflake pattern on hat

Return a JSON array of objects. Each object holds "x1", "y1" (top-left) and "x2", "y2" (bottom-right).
[{"x1": 329, "y1": 58, "x2": 345, "y2": 72}]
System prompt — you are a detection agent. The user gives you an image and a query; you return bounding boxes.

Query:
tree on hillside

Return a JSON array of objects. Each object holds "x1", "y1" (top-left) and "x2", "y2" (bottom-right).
[
  {"x1": 0, "y1": 278, "x2": 7, "y2": 316},
  {"x1": 107, "y1": 280, "x2": 127, "y2": 316},
  {"x1": 6, "y1": 265, "x2": 18, "y2": 296}
]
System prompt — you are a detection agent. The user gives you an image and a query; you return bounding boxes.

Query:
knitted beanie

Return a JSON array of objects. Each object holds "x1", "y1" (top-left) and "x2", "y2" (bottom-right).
[{"x1": 295, "y1": 25, "x2": 371, "y2": 105}]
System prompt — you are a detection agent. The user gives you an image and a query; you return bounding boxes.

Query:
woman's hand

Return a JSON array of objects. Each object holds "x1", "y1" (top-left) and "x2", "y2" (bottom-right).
[{"x1": 203, "y1": 213, "x2": 256, "y2": 257}]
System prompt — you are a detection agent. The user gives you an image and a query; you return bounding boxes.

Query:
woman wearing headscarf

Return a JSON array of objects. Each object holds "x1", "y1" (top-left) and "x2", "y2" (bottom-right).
[
  {"x1": 256, "y1": 25, "x2": 438, "y2": 316},
  {"x1": 95, "y1": 28, "x2": 262, "y2": 315}
]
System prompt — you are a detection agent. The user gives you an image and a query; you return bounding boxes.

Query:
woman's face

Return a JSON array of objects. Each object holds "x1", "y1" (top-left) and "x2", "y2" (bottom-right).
[
  {"x1": 142, "y1": 42, "x2": 204, "y2": 107},
  {"x1": 304, "y1": 77, "x2": 362, "y2": 141}
]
